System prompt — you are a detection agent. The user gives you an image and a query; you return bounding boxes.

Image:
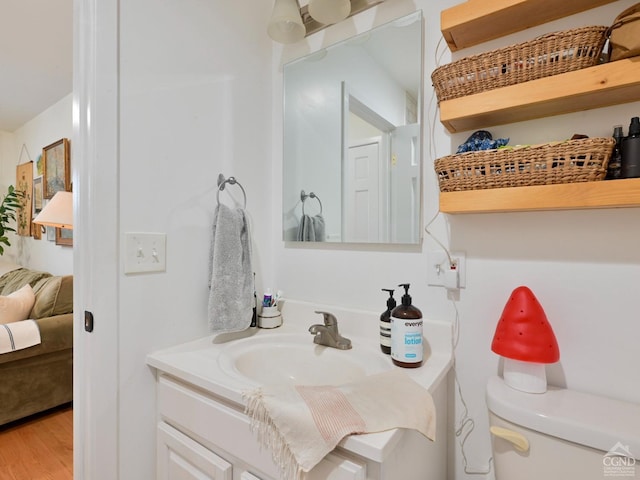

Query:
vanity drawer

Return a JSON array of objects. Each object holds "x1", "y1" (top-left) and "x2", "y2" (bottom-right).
[
  {"x1": 158, "y1": 374, "x2": 279, "y2": 478},
  {"x1": 158, "y1": 374, "x2": 367, "y2": 480},
  {"x1": 157, "y1": 421, "x2": 232, "y2": 480}
]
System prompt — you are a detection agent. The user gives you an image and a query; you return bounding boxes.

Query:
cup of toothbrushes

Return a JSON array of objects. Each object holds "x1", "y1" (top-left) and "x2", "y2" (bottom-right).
[{"x1": 258, "y1": 306, "x2": 282, "y2": 329}]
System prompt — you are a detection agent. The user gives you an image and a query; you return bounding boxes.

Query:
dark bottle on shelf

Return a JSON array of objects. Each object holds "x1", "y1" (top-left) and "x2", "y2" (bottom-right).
[
  {"x1": 606, "y1": 125, "x2": 624, "y2": 180},
  {"x1": 621, "y1": 117, "x2": 640, "y2": 179}
]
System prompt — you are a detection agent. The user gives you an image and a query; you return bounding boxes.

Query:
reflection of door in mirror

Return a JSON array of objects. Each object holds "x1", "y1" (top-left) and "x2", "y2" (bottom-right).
[
  {"x1": 343, "y1": 89, "x2": 394, "y2": 243},
  {"x1": 346, "y1": 141, "x2": 381, "y2": 242},
  {"x1": 343, "y1": 84, "x2": 420, "y2": 244}
]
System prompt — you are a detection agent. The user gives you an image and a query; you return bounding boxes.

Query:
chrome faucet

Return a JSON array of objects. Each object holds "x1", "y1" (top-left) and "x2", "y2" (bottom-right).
[{"x1": 308, "y1": 311, "x2": 352, "y2": 350}]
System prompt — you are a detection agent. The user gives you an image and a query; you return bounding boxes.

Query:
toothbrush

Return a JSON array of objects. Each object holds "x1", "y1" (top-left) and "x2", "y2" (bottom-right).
[{"x1": 273, "y1": 290, "x2": 283, "y2": 307}]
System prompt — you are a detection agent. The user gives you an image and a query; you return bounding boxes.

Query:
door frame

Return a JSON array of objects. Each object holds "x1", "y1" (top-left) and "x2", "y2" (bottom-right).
[
  {"x1": 73, "y1": 0, "x2": 120, "y2": 477},
  {"x1": 341, "y1": 82, "x2": 395, "y2": 243}
]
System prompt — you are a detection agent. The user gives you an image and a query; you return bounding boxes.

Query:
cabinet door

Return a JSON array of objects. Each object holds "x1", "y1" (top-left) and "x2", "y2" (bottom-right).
[{"x1": 157, "y1": 422, "x2": 232, "y2": 480}]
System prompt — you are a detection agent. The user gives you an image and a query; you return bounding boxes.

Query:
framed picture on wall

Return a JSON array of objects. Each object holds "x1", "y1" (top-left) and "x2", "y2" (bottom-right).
[
  {"x1": 33, "y1": 176, "x2": 43, "y2": 213},
  {"x1": 43, "y1": 138, "x2": 70, "y2": 199},
  {"x1": 55, "y1": 227, "x2": 73, "y2": 247},
  {"x1": 16, "y1": 161, "x2": 33, "y2": 236}
]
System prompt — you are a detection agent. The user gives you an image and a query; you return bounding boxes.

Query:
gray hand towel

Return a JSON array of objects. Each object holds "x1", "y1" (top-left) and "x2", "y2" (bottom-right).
[
  {"x1": 296, "y1": 214, "x2": 325, "y2": 242},
  {"x1": 208, "y1": 204, "x2": 253, "y2": 333},
  {"x1": 311, "y1": 214, "x2": 325, "y2": 241}
]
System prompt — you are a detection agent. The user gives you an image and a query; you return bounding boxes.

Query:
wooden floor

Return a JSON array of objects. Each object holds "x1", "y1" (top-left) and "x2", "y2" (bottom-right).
[{"x1": 0, "y1": 405, "x2": 73, "y2": 480}]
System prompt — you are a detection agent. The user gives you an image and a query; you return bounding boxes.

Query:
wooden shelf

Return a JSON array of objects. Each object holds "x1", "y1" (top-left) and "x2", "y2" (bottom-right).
[
  {"x1": 439, "y1": 178, "x2": 640, "y2": 214},
  {"x1": 439, "y1": 59, "x2": 640, "y2": 133},
  {"x1": 437, "y1": 0, "x2": 640, "y2": 215},
  {"x1": 441, "y1": 0, "x2": 617, "y2": 51}
]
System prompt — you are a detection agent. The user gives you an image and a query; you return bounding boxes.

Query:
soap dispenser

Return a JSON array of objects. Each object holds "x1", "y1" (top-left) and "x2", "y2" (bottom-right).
[
  {"x1": 379, "y1": 289, "x2": 396, "y2": 354},
  {"x1": 390, "y1": 283, "x2": 423, "y2": 368}
]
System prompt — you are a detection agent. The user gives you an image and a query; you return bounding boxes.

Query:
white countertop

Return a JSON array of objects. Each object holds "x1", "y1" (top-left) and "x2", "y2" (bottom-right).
[{"x1": 147, "y1": 299, "x2": 453, "y2": 463}]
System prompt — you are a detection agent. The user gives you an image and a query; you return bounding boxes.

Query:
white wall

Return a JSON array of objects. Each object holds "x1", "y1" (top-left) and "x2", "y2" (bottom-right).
[
  {"x1": 0, "y1": 131, "x2": 17, "y2": 191},
  {"x1": 116, "y1": 0, "x2": 273, "y2": 477},
  {"x1": 272, "y1": 1, "x2": 640, "y2": 479},
  {"x1": 0, "y1": 94, "x2": 73, "y2": 274}
]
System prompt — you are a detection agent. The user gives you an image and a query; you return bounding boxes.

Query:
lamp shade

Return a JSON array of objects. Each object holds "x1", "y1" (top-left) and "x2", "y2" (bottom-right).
[
  {"x1": 267, "y1": 0, "x2": 306, "y2": 44},
  {"x1": 491, "y1": 286, "x2": 559, "y2": 363},
  {"x1": 491, "y1": 286, "x2": 559, "y2": 393},
  {"x1": 308, "y1": 0, "x2": 351, "y2": 24},
  {"x1": 33, "y1": 191, "x2": 73, "y2": 229}
]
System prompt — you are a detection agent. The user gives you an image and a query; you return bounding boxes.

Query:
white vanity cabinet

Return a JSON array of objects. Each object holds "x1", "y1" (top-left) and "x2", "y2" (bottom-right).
[
  {"x1": 156, "y1": 374, "x2": 368, "y2": 480},
  {"x1": 148, "y1": 304, "x2": 452, "y2": 480}
]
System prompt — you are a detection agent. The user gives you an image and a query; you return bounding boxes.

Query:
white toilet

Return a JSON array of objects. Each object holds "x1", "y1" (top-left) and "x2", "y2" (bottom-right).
[{"x1": 486, "y1": 376, "x2": 640, "y2": 480}]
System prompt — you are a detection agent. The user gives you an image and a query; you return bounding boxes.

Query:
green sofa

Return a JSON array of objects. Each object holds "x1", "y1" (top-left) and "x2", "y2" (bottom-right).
[{"x1": 0, "y1": 264, "x2": 73, "y2": 426}]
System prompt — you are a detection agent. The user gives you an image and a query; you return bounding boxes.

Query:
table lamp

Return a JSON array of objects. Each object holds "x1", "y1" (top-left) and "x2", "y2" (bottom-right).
[
  {"x1": 491, "y1": 286, "x2": 559, "y2": 393},
  {"x1": 33, "y1": 191, "x2": 73, "y2": 229}
]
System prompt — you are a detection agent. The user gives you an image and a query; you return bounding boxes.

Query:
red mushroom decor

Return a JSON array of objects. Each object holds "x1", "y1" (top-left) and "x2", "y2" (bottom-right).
[{"x1": 491, "y1": 286, "x2": 560, "y2": 393}]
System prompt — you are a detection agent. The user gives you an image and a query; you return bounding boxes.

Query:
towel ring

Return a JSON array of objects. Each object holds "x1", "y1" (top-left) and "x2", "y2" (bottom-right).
[
  {"x1": 217, "y1": 174, "x2": 247, "y2": 209},
  {"x1": 300, "y1": 190, "x2": 323, "y2": 215}
]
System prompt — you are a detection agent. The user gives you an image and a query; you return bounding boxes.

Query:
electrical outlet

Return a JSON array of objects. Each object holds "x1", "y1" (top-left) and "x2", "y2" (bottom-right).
[
  {"x1": 427, "y1": 251, "x2": 466, "y2": 289},
  {"x1": 124, "y1": 232, "x2": 167, "y2": 274}
]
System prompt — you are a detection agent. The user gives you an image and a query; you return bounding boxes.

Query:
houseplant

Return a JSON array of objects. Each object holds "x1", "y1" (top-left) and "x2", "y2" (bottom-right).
[{"x1": 0, "y1": 185, "x2": 24, "y2": 255}]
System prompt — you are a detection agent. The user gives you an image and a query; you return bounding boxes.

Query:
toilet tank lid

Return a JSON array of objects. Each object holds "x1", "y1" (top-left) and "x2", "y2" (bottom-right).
[{"x1": 486, "y1": 376, "x2": 640, "y2": 458}]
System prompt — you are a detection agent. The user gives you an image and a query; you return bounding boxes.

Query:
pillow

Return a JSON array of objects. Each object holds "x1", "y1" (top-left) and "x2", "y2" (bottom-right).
[
  {"x1": 0, "y1": 284, "x2": 36, "y2": 324},
  {"x1": 31, "y1": 275, "x2": 73, "y2": 319},
  {"x1": 0, "y1": 268, "x2": 51, "y2": 296}
]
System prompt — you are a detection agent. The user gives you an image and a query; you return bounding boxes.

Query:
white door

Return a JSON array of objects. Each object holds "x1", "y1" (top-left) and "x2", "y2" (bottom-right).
[{"x1": 345, "y1": 142, "x2": 380, "y2": 242}]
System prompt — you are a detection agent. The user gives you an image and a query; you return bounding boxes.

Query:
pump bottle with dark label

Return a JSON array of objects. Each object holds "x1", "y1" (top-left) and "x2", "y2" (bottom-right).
[
  {"x1": 606, "y1": 125, "x2": 624, "y2": 180},
  {"x1": 379, "y1": 288, "x2": 396, "y2": 354},
  {"x1": 390, "y1": 283, "x2": 423, "y2": 368}
]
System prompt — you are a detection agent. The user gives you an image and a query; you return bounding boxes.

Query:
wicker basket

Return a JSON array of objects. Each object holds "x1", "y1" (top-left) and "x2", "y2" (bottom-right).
[
  {"x1": 434, "y1": 138, "x2": 615, "y2": 192},
  {"x1": 432, "y1": 26, "x2": 608, "y2": 102}
]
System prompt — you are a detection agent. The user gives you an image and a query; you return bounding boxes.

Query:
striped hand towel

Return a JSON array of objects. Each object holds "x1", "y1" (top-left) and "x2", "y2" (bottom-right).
[
  {"x1": 0, "y1": 319, "x2": 41, "y2": 354},
  {"x1": 244, "y1": 370, "x2": 436, "y2": 480}
]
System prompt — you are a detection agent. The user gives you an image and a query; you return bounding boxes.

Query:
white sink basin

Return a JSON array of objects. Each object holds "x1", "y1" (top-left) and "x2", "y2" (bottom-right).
[{"x1": 217, "y1": 333, "x2": 392, "y2": 386}]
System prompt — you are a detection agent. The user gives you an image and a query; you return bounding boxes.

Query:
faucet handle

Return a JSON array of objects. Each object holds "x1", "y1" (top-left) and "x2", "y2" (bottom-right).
[{"x1": 314, "y1": 310, "x2": 337, "y2": 327}]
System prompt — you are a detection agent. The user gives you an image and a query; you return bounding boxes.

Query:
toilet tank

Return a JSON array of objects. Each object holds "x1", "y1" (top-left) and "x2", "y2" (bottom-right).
[{"x1": 486, "y1": 376, "x2": 640, "y2": 480}]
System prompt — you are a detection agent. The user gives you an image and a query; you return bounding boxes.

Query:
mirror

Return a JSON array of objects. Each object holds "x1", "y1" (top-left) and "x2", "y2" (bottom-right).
[{"x1": 283, "y1": 11, "x2": 423, "y2": 244}]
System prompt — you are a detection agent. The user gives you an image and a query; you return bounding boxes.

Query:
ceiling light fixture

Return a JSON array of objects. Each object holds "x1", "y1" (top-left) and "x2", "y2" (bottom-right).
[
  {"x1": 308, "y1": 0, "x2": 351, "y2": 25},
  {"x1": 267, "y1": 0, "x2": 306, "y2": 44},
  {"x1": 268, "y1": 0, "x2": 385, "y2": 44}
]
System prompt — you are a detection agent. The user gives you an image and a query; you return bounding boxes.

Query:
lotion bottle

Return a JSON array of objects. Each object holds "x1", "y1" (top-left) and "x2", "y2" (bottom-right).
[
  {"x1": 379, "y1": 289, "x2": 396, "y2": 354},
  {"x1": 390, "y1": 283, "x2": 423, "y2": 368}
]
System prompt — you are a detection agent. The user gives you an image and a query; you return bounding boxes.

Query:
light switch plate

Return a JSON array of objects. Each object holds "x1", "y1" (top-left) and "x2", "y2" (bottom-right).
[{"x1": 124, "y1": 232, "x2": 166, "y2": 274}]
